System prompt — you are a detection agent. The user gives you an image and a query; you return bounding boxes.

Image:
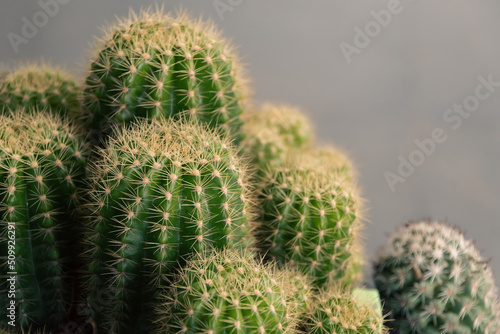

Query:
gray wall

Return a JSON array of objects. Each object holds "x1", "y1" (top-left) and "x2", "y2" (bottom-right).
[{"x1": 1, "y1": 0, "x2": 499, "y2": 287}]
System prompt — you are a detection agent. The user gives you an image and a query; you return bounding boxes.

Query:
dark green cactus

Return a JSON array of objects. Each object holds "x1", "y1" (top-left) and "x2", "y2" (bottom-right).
[
  {"x1": 157, "y1": 250, "x2": 300, "y2": 334},
  {"x1": 0, "y1": 64, "x2": 81, "y2": 119},
  {"x1": 84, "y1": 9, "x2": 249, "y2": 141},
  {"x1": 374, "y1": 220, "x2": 500, "y2": 333},
  {"x1": 0, "y1": 110, "x2": 89, "y2": 329},
  {"x1": 256, "y1": 152, "x2": 362, "y2": 288},
  {"x1": 303, "y1": 287, "x2": 386, "y2": 333},
  {"x1": 84, "y1": 118, "x2": 254, "y2": 333},
  {"x1": 242, "y1": 104, "x2": 313, "y2": 171}
]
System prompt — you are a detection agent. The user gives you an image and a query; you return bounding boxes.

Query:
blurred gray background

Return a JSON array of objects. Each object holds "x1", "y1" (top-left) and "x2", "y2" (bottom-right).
[{"x1": 1, "y1": 0, "x2": 499, "y2": 287}]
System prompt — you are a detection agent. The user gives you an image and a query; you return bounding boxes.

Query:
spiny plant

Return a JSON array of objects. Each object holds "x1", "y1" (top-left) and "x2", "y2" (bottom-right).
[
  {"x1": 84, "y1": 118, "x2": 254, "y2": 333},
  {"x1": 156, "y1": 249, "x2": 301, "y2": 334},
  {"x1": 0, "y1": 110, "x2": 89, "y2": 329},
  {"x1": 255, "y1": 151, "x2": 363, "y2": 288},
  {"x1": 303, "y1": 287, "x2": 387, "y2": 334},
  {"x1": 242, "y1": 104, "x2": 313, "y2": 171},
  {"x1": 0, "y1": 64, "x2": 81, "y2": 119},
  {"x1": 374, "y1": 220, "x2": 500, "y2": 333},
  {"x1": 84, "y1": 8, "x2": 249, "y2": 141},
  {"x1": 0, "y1": 328, "x2": 53, "y2": 334}
]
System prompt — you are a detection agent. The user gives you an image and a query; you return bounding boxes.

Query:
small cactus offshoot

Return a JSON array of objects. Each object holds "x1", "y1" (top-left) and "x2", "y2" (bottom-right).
[
  {"x1": 0, "y1": 110, "x2": 89, "y2": 329},
  {"x1": 373, "y1": 220, "x2": 500, "y2": 333},
  {"x1": 157, "y1": 249, "x2": 300, "y2": 334},
  {"x1": 84, "y1": 9, "x2": 249, "y2": 141},
  {"x1": 84, "y1": 118, "x2": 254, "y2": 333}
]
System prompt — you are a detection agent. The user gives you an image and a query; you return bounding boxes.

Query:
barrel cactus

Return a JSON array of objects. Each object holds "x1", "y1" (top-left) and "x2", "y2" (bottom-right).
[
  {"x1": 84, "y1": 118, "x2": 254, "y2": 333},
  {"x1": 0, "y1": 64, "x2": 81, "y2": 119},
  {"x1": 0, "y1": 110, "x2": 89, "y2": 329},
  {"x1": 242, "y1": 104, "x2": 312, "y2": 171},
  {"x1": 157, "y1": 250, "x2": 300, "y2": 334},
  {"x1": 256, "y1": 152, "x2": 362, "y2": 288},
  {"x1": 84, "y1": 9, "x2": 248, "y2": 141},
  {"x1": 374, "y1": 220, "x2": 500, "y2": 333},
  {"x1": 303, "y1": 287, "x2": 386, "y2": 333}
]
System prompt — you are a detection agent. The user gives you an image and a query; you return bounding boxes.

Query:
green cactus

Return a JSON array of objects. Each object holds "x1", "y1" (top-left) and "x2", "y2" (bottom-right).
[
  {"x1": 303, "y1": 287, "x2": 387, "y2": 333},
  {"x1": 157, "y1": 249, "x2": 301, "y2": 334},
  {"x1": 84, "y1": 9, "x2": 249, "y2": 141},
  {"x1": 255, "y1": 152, "x2": 362, "y2": 288},
  {"x1": 242, "y1": 104, "x2": 313, "y2": 171},
  {"x1": 0, "y1": 111, "x2": 89, "y2": 329},
  {"x1": 373, "y1": 220, "x2": 500, "y2": 333},
  {"x1": 0, "y1": 328, "x2": 53, "y2": 334},
  {"x1": 84, "y1": 118, "x2": 254, "y2": 333},
  {"x1": 0, "y1": 64, "x2": 81, "y2": 119}
]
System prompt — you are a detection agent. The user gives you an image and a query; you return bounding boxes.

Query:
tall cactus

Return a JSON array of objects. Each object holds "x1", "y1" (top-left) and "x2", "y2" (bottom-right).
[
  {"x1": 0, "y1": 110, "x2": 89, "y2": 329},
  {"x1": 157, "y1": 250, "x2": 301, "y2": 334},
  {"x1": 84, "y1": 118, "x2": 254, "y2": 333},
  {"x1": 0, "y1": 64, "x2": 81, "y2": 119},
  {"x1": 84, "y1": 9, "x2": 249, "y2": 141},
  {"x1": 255, "y1": 151, "x2": 362, "y2": 288},
  {"x1": 374, "y1": 220, "x2": 500, "y2": 333}
]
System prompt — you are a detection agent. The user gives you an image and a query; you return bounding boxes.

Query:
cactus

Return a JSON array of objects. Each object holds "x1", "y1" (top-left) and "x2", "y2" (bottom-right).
[
  {"x1": 84, "y1": 118, "x2": 254, "y2": 333},
  {"x1": 0, "y1": 110, "x2": 89, "y2": 329},
  {"x1": 0, "y1": 64, "x2": 81, "y2": 119},
  {"x1": 156, "y1": 249, "x2": 300, "y2": 334},
  {"x1": 242, "y1": 104, "x2": 313, "y2": 171},
  {"x1": 373, "y1": 220, "x2": 500, "y2": 333},
  {"x1": 255, "y1": 152, "x2": 362, "y2": 288},
  {"x1": 303, "y1": 287, "x2": 386, "y2": 333},
  {"x1": 84, "y1": 9, "x2": 249, "y2": 141}
]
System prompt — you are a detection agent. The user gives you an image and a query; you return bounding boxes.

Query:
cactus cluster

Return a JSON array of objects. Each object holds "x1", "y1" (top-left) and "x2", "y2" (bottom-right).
[
  {"x1": 84, "y1": 9, "x2": 248, "y2": 141},
  {"x1": 374, "y1": 220, "x2": 500, "y2": 333},
  {"x1": 84, "y1": 118, "x2": 254, "y2": 333},
  {"x1": 0, "y1": 64, "x2": 81, "y2": 119},
  {"x1": 0, "y1": 110, "x2": 88, "y2": 329}
]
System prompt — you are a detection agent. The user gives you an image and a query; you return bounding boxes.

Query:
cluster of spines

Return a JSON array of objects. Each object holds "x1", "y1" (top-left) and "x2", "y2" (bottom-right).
[
  {"x1": 0, "y1": 110, "x2": 88, "y2": 329},
  {"x1": 303, "y1": 288, "x2": 386, "y2": 334},
  {"x1": 157, "y1": 249, "x2": 300, "y2": 334},
  {"x1": 84, "y1": 118, "x2": 254, "y2": 333},
  {"x1": 374, "y1": 220, "x2": 500, "y2": 333},
  {"x1": 84, "y1": 9, "x2": 249, "y2": 141},
  {"x1": 256, "y1": 152, "x2": 362, "y2": 288},
  {"x1": 0, "y1": 64, "x2": 81, "y2": 119}
]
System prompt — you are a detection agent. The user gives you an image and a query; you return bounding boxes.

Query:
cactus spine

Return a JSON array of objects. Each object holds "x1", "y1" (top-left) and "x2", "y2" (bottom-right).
[
  {"x1": 256, "y1": 152, "x2": 362, "y2": 288},
  {"x1": 373, "y1": 220, "x2": 500, "y2": 333},
  {"x1": 0, "y1": 64, "x2": 81, "y2": 119},
  {"x1": 157, "y1": 250, "x2": 300, "y2": 334},
  {"x1": 84, "y1": 119, "x2": 254, "y2": 333},
  {"x1": 84, "y1": 9, "x2": 248, "y2": 141},
  {"x1": 0, "y1": 110, "x2": 88, "y2": 329}
]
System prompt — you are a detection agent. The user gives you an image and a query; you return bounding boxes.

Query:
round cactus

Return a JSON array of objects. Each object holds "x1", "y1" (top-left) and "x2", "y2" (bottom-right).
[
  {"x1": 84, "y1": 118, "x2": 254, "y2": 333},
  {"x1": 0, "y1": 110, "x2": 89, "y2": 329},
  {"x1": 255, "y1": 152, "x2": 362, "y2": 288},
  {"x1": 373, "y1": 220, "x2": 500, "y2": 333},
  {"x1": 303, "y1": 287, "x2": 386, "y2": 334},
  {"x1": 157, "y1": 250, "x2": 300, "y2": 334},
  {"x1": 84, "y1": 9, "x2": 249, "y2": 141},
  {"x1": 0, "y1": 64, "x2": 81, "y2": 119},
  {"x1": 242, "y1": 104, "x2": 313, "y2": 171}
]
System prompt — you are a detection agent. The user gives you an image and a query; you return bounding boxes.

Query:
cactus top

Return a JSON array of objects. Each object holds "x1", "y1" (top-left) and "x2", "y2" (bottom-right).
[
  {"x1": 374, "y1": 221, "x2": 500, "y2": 333},
  {"x1": 0, "y1": 64, "x2": 81, "y2": 118},
  {"x1": 158, "y1": 250, "x2": 301, "y2": 334},
  {"x1": 84, "y1": 9, "x2": 249, "y2": 140}
]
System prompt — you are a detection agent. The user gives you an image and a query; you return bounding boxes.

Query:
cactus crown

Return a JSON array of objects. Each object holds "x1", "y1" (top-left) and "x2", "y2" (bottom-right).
[
  {"x1": 0, "y1": 110, "x2": 88, "y2": 328},
  {"x1": 157, "y1": 249, "x2": 300, "y2": 334},
  {"x1": 84, "y1": 118, "x2": 255, "y2": 333},
  {"x1": 0, "y1": 64, "x2": 81, "y2": 118},
  {"x1": 374, "y1": 220, "x2": 500, "y2": 333},
  {"x1": 256, "y1": 152, "x2": 362, "y2": 288},
  {"x1": 84, "y1": 8, "x2": 249, "y2": 140},
  {"x1": 303, "y1": 287, "x2": 387, "y2": 334}
]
